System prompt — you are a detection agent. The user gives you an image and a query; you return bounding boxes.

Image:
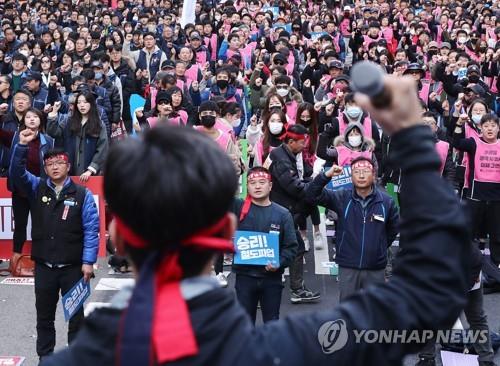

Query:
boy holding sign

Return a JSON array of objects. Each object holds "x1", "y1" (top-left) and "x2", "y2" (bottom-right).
[{"x1": 233, "y1": 167, "x2": 298, "y2": 324}]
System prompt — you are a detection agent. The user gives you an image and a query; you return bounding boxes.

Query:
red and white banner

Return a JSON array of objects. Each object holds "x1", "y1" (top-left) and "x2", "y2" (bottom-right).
[
  {"x1": 0, "y1": 177, "x2": 107, "y2": 259},
  {"x1": 0, "y1": 356, "x2": 25, "y2": 365}
]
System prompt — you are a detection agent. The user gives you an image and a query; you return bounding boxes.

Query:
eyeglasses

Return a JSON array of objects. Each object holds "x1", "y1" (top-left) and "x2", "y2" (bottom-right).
[{"x1": 45, "y1": 161, "x2": 68, "y2": 168}]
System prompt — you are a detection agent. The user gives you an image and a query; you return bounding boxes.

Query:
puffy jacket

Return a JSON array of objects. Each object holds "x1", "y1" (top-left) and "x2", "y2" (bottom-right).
[
  {"x1": 306, "y1": 173, "x2": 399, "y2": 270},
  {"x1": 98, "y1": 78, "x2": 122, "y2": 124},
  {"x1": 10, "y1": 143, "x2": 99, "y2": 264},
  {"x1": 268, "y1": 144, "x2": 311, "y2": 214}
]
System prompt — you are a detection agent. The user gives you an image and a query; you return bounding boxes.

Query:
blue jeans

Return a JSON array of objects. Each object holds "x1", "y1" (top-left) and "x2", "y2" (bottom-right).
[{"x1": 235, "y1": 274, "x2": 284, "y2": 324}]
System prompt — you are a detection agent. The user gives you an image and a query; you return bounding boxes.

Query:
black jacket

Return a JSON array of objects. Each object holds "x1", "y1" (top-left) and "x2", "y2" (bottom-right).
[
  {"x1": 268, "y1": 144, "x2": 309, "y2": 214},
  {"x1": 98, "y1": 78, "x2": 122, "y2": 124},
  {"x1": 41, "y1": 125, "x2": 472, "y2": 366}
]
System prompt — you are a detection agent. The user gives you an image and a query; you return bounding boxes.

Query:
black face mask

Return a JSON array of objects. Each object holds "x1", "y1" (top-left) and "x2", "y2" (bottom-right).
[
  {"x1": 468, "y1": 74, "x2": 480, "y2": 83},
  {"x1": 200, "y1": 115, "x2": 216, "y2": 127},
  {"x1": 299, "y1": 118, "x2": 312, "y2": 125},
  {"x1": 216, "y1": 79, "x2": 229, "y2": 89}
]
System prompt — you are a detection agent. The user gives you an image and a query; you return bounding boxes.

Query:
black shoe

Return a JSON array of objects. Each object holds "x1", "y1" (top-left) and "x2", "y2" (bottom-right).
[
  {"x1": 290, "y1": 287, "x2": 321, "y2": 303},
  {"x1": 415, "y1": 358, "x2": 435, "y2": 366}
]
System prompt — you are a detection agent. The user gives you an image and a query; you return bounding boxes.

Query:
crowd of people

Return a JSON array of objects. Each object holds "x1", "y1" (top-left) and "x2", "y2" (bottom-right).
[{"x1": 0, "y1": 0, "x2": 499, "y2": 364}]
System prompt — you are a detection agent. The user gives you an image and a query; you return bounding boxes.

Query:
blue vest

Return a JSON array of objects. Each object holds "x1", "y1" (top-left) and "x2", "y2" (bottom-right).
[{"x1": 136, "y1": 48, "x2": 163, "y2": 81}]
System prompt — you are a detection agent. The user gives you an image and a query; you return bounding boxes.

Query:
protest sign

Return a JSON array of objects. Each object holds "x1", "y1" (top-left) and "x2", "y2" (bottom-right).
[{"x1": 233, "y1": 231, "x2": 279, "y2": 266}]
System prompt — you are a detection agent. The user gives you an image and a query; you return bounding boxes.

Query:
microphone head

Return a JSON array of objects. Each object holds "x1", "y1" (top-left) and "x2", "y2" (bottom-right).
[{"x1": 350, "y1": 61, "x2": 386, "y2": 97}]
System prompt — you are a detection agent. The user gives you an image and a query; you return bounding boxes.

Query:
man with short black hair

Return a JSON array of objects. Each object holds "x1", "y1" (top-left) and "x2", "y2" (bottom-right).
[
  {"x1": 10, "y1": 131, "x2": 99, "y2": 363},
  {"x1": 306, "y1": 156, "x2": 399, "y2": 301}
]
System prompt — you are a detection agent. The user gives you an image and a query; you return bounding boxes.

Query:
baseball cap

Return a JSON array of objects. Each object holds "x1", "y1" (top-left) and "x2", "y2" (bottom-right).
[
  {"x1": 467, "y1": 65, "x2": 480, "y2": 74},
  {"x1": 464, "y1": 84, "x2": 485, "y2": 97},
  {"x1": 428, "y1": 41, "x2": 439, "y2": 49},
  {"x1": 328, "y1": 60, "x2": 344, "y2": 69},
  {"x1": 440, "y1": 42, "x2": 451, "y2": 49},
  {"x1": 190, "y1": 32, "x2": 202, "y2": 41},
  {"x1": 25, "y1": 71, "x2": 42, "y2": 82}
]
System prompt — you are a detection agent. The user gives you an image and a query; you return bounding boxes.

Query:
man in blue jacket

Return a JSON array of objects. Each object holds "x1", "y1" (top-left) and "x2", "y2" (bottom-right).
[
  {"x1": 10, "y1": 129, "x2": 99, "y2": 363},
  {"x1": 306, "y1": 156, "x2": 399, "y2": 301}
]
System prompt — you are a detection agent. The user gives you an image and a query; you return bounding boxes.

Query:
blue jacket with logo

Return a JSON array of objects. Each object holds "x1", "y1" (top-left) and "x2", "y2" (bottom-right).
[{"x1": 306, "y1": 174, "x2": 399, "y2": 270}]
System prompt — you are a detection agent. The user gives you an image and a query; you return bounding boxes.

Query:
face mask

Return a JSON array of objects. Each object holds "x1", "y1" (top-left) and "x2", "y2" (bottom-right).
[
  {"x1": 19, "y1": 49, "x2": 29, "y2": 57},
  {"x1": 300, "y1": 118, "x2": 311, "y2": 125},
  {"x1": 95, "y1": 72, "x2": 103, "y2": 80},
  {"x1": 216, "y1": 79, "x2": 229, "y2": 89},
  {"x1": 348, "y1": 135, "x2": 362, "y2": 147},
  {"x1": 200, "y1": 115, "x2": 216, "y2": 127},
  {"x1": 377, "y1": 46, "x2": 385, "y2": 53},
  {"x1": 269, "y1": 104, "x2": 282, "y2": 110},
  {"x1": 231, "y1": 118, "x2": 241, "y2": 127},
  {"x1": 471, "y1": 114, "x2": 483, "y2": 125},
  {"x1": 458, "y1": 37, "x2": 467, "y2": 44},
  {"x1": 148, "y1": 25, "x2": 156, "y2": 33},
  {"x1": 71, "y1": 70, "x2": 80, "y2": 78},
  {"x1": 269, "y1": 121, "x2": 283, "y2": 135},
  {"x1": 346, "y1": 106, "x2": 362, "y2": 120},
  {"x1": 276, "y1": 88, "x2": 289, "y2": 97}
]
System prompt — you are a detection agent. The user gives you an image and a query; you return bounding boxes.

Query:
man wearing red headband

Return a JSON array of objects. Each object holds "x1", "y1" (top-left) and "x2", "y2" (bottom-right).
[
  {"x1": 10, "y1": 129, "x2": 99, "y2": 363},
  {"x1": 232, "y1": 166, "x2": 298, "y2": 323},
  {"x1": 268, "y1": 123, "x2": 321, "y2": 304},
  {"x1": 306, "y1": 156, "x2": 399, "y2": 301},
  {"x1": 42, "y1": 75, "x2": 472, "y2": 366}
]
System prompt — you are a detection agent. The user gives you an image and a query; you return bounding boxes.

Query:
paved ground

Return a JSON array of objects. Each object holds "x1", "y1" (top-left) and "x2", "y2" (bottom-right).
[{"x1": 0, "y1": 223, "x2": 499, "y2": 366}]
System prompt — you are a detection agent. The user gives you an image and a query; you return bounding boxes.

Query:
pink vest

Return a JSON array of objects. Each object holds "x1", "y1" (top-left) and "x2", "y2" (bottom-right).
[
  {"x1": 204, "y1": 34, "x2": 218, "y2": 62},
  {"x1": 474, "y1": 139, "x2": 500, "y2": 183},
  {"x1": 336, "y1": 145, "x2": 372, "y2": 167},
  {"x1": 194, "y1": 126, "x2": 231, "y2": 152},
  {"x1": 381, "y1": 27, "x2": 394, "y2": 42},
  {"x1": 286, "y1": 100, "x2": 298, "y2": 122},
  {"x1": 363, "y1": 34, "x2": 381, "y2": 50},
  {"x1": 185, "y1": 64, "x2": 200, "y2": 84},
  {"x1": 462, "y1": 124, "x2": 482, "y2": 189},
  {"x1": 195, "y1": 49, "x2": 207, "y2": 65},
  {"x1": 332, "y1": 33, "x2": 341, "y2": 53},
  {"x1": 419, "y1": 80, "x2": 431, "y2": 104},
  {"x1": 435, "y1": 140, "x2": 449, "y2": 175},
  {"x1": 176, "y1": 79, "x2": 185, "y2": 90},
  {"x1": 338, "y1": 113, "x2": 373, "y2": 139},
  {"x1": 150, "y1": 87, "x2": 158, "y2": 110}
]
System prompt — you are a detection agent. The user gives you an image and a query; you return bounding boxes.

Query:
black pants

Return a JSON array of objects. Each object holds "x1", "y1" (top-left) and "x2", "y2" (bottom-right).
[
  {"x1": 296, "y1": 204, "x2": 321, "y2": 231},
  {"x1": 34, "y1": 263, "x2": 85, "y2": 357},
  {"x1": 12, "y1": 193, "x2": 31, "y2": 253},
  {"x1": 235, "y1": 274, "x2": 283, "y2": 324},
  {"x1": 467, "y1": 199, "x2": 500, "y2": 265}
]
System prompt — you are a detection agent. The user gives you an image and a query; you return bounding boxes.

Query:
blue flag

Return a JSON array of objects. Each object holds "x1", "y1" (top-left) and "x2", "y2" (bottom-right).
[
  {"x1": 61, "y1": 277, "x2": 91, "y2": 322},
  {"x1": 233, "y1": 231, "x2": 280, "y2": 266},
  {"x1": 326, "y1": 166, "x2": 353, "y2": 191}
]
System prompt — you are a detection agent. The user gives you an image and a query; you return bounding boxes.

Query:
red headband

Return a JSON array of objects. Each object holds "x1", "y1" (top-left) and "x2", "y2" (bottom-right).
[
  {"x1": 285, "y1": 131, "x2": 307, "y2": 141},
  {"x1": 247, "y1": 171, "x2": 272, "y2": 182},
  {"x1": 352, "y1": 160, "x2": 374, "y2": 170},
  {"x1": 44, "y1": 154, "x2": 69, "y2": 164},
  {"x1": 115, "y1": 214, "x2": 234, "y2": 363}
]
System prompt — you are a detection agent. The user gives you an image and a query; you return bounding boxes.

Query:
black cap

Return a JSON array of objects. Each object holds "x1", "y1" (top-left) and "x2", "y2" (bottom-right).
[
  {"x1": 273, "y1": 54, "x2": 288, "y2": 64},
  {"x1": 156, "y1": 91, "x2": 171, "y2": 105},
  {"x1": 91, "y1": 60, "x2": 103, "y2": 69},
  {"x1": 25, "y1": 71, "x2": 42, "y2": 82},
  {"x1": 403, "y1": 63, "x2": 424, "y2": 74},
  {"x1": 464, "y1": 84, "x2": 485, "y2": 97},
  {"x1": 467, "y1": 64, "x2": 480, "y2": 74},
  {"x1": 161, "y1": 60, "x2": 175, "y2": 69},
  {"x1": 328, "y1": 60, "x2": 344, "y2": 69},
  {"x1": 190, "y1": 32, "x2": 202, "y2": 41}
]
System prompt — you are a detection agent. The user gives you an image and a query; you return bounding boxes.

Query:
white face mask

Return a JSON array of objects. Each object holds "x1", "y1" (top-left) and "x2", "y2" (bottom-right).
[
  {"x1": 269, "y1": 121, "x2": 283, "y2": 135},
  {"x1": 471, "y1": 114, "x2": 483, "y2": 125},
  {"x1": 348, "y1": 135, "x2": 362, "y2": 147},
  {"x1": 276, "y1": 88, "x2": 289, "y2": 97},
  {"x1": 232, "y1": 118, "x2": 241, "y2": 127},
  {"x1": 19, "y1": 49, "x2": 29, "y2": 57},
  {"x1": 458, "y1": 37, "x2": 467, "y2": 44}
]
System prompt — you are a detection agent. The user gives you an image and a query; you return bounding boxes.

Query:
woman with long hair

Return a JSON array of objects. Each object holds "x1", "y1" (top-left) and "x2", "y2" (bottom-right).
[
  {"x1": 1, "y1": 108, "x2": 54, "y2": 261},
  {"x1": 253, "y1": 110, "x2": 288, "y2": 166},
  {"x1": 46, "y1": 91, "x2": 108, "y2": 181}
]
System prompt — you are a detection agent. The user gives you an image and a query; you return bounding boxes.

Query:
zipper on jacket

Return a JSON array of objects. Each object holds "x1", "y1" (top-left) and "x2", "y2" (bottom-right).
[{"x1": 359, "y1": 208, "x2": 367, "y2": 268}]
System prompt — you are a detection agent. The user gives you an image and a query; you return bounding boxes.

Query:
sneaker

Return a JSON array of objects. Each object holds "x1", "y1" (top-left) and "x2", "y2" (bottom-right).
[
  {"x1": 415, "y1": 358, "x2": 435, "y2": 366},
  {"x1": 302, "y1": 234, "x2": 310, "y2": 252},
  {"x1": 216, "y1": 273, "x2": 228, "y2": 288},
  {"x1": 314, "y1": 231, "x2": 325, "y2": 250},
  {"x1": 290, "y1": 287, "x2": 321, "y2": 303},
  {"x1": 325, "y1": 218, "x2": 334, "y2": 226}
]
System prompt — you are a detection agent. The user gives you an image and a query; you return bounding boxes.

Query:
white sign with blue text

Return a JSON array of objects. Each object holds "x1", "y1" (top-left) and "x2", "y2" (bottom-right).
[
  {"x1": 234, "y1": 231, "x2": 279, "y2": 266},
  {"x1": 61, "y1": 277, "x2": 91, "y2": 322}
]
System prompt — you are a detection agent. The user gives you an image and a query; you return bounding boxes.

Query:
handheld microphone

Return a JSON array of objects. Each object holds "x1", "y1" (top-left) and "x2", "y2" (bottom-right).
[{"x1": 350, "y1": 61, "x2": 392, "y2": 109}]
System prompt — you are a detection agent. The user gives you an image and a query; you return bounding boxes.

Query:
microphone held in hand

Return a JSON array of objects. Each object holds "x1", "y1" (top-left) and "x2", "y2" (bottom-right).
[{"x1": 350, "y1": 61, "x2": 392, "y2": 109}]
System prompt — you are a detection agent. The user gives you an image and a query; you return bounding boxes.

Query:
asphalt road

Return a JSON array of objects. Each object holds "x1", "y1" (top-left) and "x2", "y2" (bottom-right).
[{"x1": 0, "y1": 230, "x2": 499, "y2": 366}]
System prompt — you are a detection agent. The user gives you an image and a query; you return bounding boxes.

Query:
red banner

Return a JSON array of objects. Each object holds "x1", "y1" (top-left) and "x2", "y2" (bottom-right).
[{"x1": 0, "y1": 177, "x2": 107, "y2": 259}]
